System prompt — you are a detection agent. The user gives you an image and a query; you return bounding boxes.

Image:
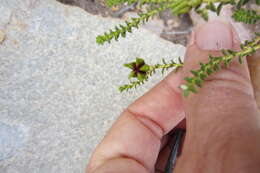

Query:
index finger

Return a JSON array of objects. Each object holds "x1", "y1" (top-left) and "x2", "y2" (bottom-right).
[{"x1": 87, "y1": 70, "x2": 185, "y2": 173}]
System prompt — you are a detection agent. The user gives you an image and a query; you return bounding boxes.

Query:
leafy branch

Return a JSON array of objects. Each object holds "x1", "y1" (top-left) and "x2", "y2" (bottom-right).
[
  {"x1": 98, "y1": 0, "x2": 260, "y2": 45},
  {"x1": 96, "y1": 4, "x2": 168, "y2": 45},
  {"x1": 105, "y1": 0, "x2": 173, "y2": 7},
  {"x1": 139, "y1": 0, "x2": 175, "y2": 6},
  {"x1": 106, "y1": 0, "x2": 236, "y2": 8},
  {"x1": 97, "y1": 0, "x2": 238, "y2": 45},
  {"x1": 232, "y1": 9, "x2": 260, "y2": 24},
  {"x1": 97, "y1": 0, "x2": 260, "y2": 96},
  {"x1": 119, "y1": 57, "x2": 183, "y2": 92},
  {"x1": 180, "y1": 35, "x2": 260, "y2": 97}
]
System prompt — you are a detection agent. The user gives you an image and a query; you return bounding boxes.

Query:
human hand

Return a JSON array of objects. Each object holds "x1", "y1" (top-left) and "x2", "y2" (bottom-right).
[{"x1": 86, "y1": 21, "x2": 260, "y2": 173}]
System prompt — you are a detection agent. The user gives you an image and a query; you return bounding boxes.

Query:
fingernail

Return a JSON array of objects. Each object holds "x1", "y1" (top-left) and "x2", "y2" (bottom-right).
[{"x1": 195, "y1": 20, "x2": 233, "y2": 51}]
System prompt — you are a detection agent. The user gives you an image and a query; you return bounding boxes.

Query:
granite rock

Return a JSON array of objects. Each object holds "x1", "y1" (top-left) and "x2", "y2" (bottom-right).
[
  {"x1": 0, "y1": 0, "x2": 185, "y2": 172},
  {"x1": 0, "y1": 122, "x2": 28, "y2": 161}
]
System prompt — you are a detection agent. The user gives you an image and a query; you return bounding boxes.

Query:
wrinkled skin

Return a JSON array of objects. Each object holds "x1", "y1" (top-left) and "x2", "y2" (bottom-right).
[{"x1": 87, "y1": 20, "x2": 260, "y2": 173}]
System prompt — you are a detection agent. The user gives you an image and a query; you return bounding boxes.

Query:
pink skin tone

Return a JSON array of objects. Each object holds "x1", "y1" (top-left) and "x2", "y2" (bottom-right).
[{"x1": 87, "y1": 21, "x2": 260, "y2": 173}]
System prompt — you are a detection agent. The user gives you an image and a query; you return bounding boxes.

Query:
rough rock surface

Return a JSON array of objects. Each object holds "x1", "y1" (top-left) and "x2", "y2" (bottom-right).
[{"x1": 0, "y1": 0, "x2": 185, "y2": 172}]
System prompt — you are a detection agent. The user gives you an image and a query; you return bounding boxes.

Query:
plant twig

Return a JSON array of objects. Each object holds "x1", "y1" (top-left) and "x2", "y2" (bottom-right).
[
  {"x1": 232, "y1": 9, "x2": 260, "y2": 24},
  {"x1": 180, "y1": 35, "x2": 260, "y2": 97},
  {"x1": 119, "y1": 58, "x2": 183, "y2": 92}
]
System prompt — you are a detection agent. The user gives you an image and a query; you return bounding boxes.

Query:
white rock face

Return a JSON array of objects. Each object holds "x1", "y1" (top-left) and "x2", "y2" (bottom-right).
[
  {"x1": 0, "y1": 122, "x2": 28, "y2": 161},
  {"x1": 0, "y1": 0, "x2": 185, "y2": 172}
]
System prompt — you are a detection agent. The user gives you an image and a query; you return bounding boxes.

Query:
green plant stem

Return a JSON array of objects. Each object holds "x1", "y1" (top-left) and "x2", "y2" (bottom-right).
[
  {"x1": 181, "y1": 36, "x2": 260, "y2": 97},
  {"x1": 98, "y1": 0, "x2": 239, "y2": 44},
  {"x1": 139, "y1": 0, "x2": 176, "y2": 5},
  {"x1": 96, "y1": 4, "x2": 170, "y2": 45},
  {"x1": 150, "y1": 62, "x2": 183, "y2": 73},
  {"x1": 119, "y1": 80, "x2": 146, "y2": 92},
  {"x1": 108, "y1": 0, "x2": 234, "y2": 7},
  {"x1": 119, "y1": 60, "x2": 183, "y2": 92}
]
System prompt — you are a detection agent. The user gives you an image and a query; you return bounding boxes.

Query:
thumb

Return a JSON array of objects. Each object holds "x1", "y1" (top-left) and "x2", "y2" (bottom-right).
[
  {"x1": 183, "y1": 20, "x2": 259, "y2": 132},
  {"x1": 175, "y1": 21, "x2": 260, "y2": 172}
]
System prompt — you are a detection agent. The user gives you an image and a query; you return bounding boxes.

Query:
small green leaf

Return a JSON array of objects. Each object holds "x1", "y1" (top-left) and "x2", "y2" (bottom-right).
[
  {"x1": 119, "y1": 86, "x2": 125, "y2": 92},
  {"x1": 96, "y1": 36, "x2": 105, "y2": 45},
  {"x1": 189, "y1": 0, "x2": 202, "y2": 8},
  {"x1": 199, "y1": 63, "x2": 206, "y2": 71},
  {"x1": 196, "y1": 8, "x2": 209, "y2": 21},
  {"x1": 129, "y1": 71, "x2": 137, "y2": 79},
  {"x1": 224, "y1": 60, "x2": 228, "y2": 67},
  {"x1": 206, "y1": 68, "x2": 213, "y2": 75},
  {"x1": 136, "y1": 58, "x2": 145, "y2": 66},
  {"x1": 191, "y1": 70, "x2": 199, "y2": 76},
  {"x1": 124, "y1": 63, "x2": 135, "y2": 69},
  {"x1": 121, "y1": 31, "x2": 126, "y2": 37},
  {"x1": 195, "y1": 79, "x2": 203, "y2": 87},
  {"x1": 240, "y1": 43, "x2": 245, "y2": 49},
  {"x1": 177, "y1": 7, "x2": 191, "y2": 15},
  {"x1": 199, "y1": 73, "x2": 207, "y2": 80},
  {"x1": 162, "y1": 58, "x2": 167, "y2": 64},
  {"x1": 238, "y1": 56, "x2": 243, "y2": 64},
  {"x1": 171, "y1": 1, "x2": 189, "y2": 15},
  {"x1": 213, "y1": 63, "x2": 220, "y2": 71},
  {"x1": 206, "y1": 2, "x2": 216, "y2": 12},
  {"x1": 140, "y1": 64, "x2": 150, "y2": 72},
  {"x1": 137, "y1": 73, "x2": 146, "y2": 81},
  {"x1": 227, "y1": 49, "x2": 235, "y2": 55},
  {"x1": 189, "y1": 85, "x2": 197, "y2": 93},
  {"x1": 184, "y1": 77, "x2": 193, "y2": 83}
]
